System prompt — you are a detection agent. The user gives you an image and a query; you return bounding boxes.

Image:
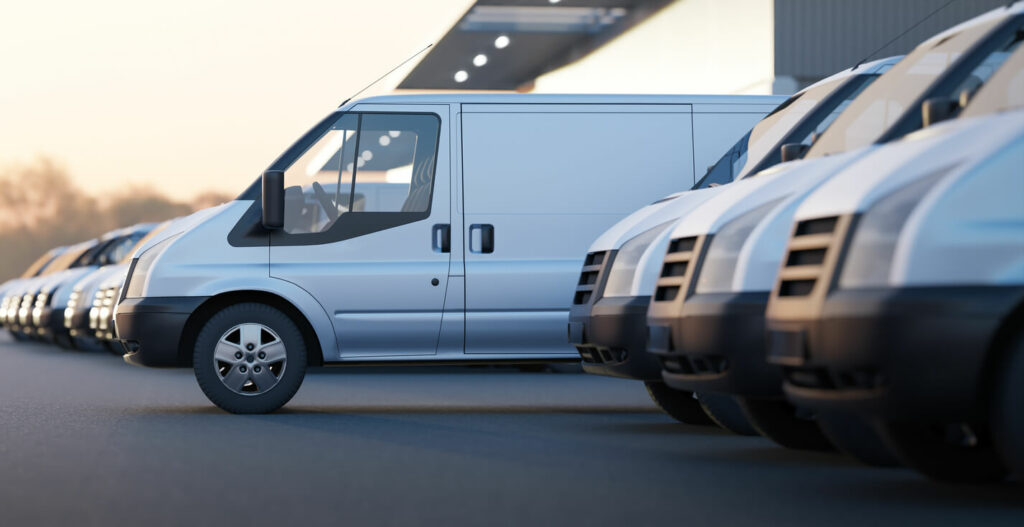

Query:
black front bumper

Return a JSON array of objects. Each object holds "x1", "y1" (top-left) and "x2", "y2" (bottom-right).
[
  {"x1": 767, "y1": 286, "x2": 1024, "y2": 422},
  {"x1": 569, "y1": 295, "x2": 662, "y2": 381},
  {"x1": 117, "y1": 296, "x2": 207, "y2": 368},
  {"x1": 647, "y1": 291, "x2": 779, "y2": 396}
]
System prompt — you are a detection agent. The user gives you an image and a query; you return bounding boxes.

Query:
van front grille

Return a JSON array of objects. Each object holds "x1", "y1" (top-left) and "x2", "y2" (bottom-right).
[
  {"x1": 653, "y1": 236, "x2": 698, "y2": 303},
  {"x1": 661, "y1": 354, "x2": 729, "y2": 376},
  {"x1": 785, "y1": 367, "x2": 885, "y2": 390},
  {"x1": 776, "y1": 217, "x2": 839, "y2": 298},
  {"x1": 573, "y1": 251, "x2": 610, "y2": 305}
]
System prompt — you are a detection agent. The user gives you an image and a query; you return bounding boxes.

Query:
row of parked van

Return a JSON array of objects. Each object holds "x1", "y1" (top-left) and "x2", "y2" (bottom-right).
[
  {"x1": 1, "y1": 1, "x2": 1021, "y2": 485},
  {"x1": 571, "y1": 4, "x2": 1024, "y2": 484}
]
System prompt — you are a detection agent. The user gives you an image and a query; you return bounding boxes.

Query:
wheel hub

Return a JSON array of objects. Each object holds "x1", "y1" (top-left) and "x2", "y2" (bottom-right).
[{"x1": 213, "y1": 323, "x2": 287, "y2": 396}]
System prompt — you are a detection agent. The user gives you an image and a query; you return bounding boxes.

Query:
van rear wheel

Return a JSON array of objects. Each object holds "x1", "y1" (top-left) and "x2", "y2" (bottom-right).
[
  {"x1": 737, "y1": 396, "x2": 834, "y2": 451},
  {"x1": 817, "y1": 412, "x2": 900, "y2": 467},
  {"x1": 876, "y1": 420, "x2": 1005, "y2": 483},
  {"x1": 697, "y1": 393, "x2": 759, "y2": 436},
  {"x1": 644, "y1": 381, "x2": 714, "y2": 426},
  {"x1": 193, "y1": 303, "x2": 307, "y2": 414},
  {"x1": 993, "y1": 330, "x2": 1024, "y2": 478}
]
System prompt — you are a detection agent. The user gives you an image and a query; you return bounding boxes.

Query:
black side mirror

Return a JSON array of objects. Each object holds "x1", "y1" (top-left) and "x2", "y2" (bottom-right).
[
  {"x1": 921, "y1": 97, "x2": 958, "y2": 128},
  {"x1": 262, "y1": 170, "x2": 285, "y2": 230},
  {"x1": 780, "y1": 143, "x2": 809, "y2": 163}
]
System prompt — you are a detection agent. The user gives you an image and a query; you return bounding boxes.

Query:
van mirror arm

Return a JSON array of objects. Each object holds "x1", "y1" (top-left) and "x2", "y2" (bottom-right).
[
  {"x1": 262, "y1": 170, "x2": 285, "y2": 230},
  {"x1": 780, "y1": 143, "x2": 810, "y2": 163},
  {"x1": 921, "y1": 97, "x2": 958, "y2": 128}
]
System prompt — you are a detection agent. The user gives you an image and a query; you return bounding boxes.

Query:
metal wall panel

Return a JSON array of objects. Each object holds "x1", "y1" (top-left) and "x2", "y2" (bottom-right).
[{"x1": 774, "y1": 0, "x2": 1010, "y2": 83}]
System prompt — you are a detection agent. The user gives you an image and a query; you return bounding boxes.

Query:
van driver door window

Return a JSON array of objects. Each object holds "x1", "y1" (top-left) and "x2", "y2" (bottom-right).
[{"x1": 270, "y1": 108, "x2": 452, "y2": 359}]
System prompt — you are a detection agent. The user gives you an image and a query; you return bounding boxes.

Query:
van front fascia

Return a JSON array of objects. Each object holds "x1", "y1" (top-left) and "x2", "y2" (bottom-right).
[{"x1": 227, "y1": 110, "x2": 443, "y2": 248}]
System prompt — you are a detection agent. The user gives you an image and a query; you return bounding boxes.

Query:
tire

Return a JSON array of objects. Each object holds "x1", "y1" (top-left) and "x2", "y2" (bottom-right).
[
  {"x1": 696, "y1": 393, "x2": 759, "y2": 436},
  {"x1": 877, "y1": 420, "x2": 1005, "y2": 483},
  {"x1": 644, "y1": 381, "x2": 715, "y2": 426},
  {"x1": 817, "y1": 412, "x2": 900, "y2": 467},
  {"x1": 104, "y1": 341, "x2": 124, "y2": 356},
  {"x1": 54, "y1": 331, "x2": 75, "y2": 350},
  {"x1": 72, "y1": 336, "x2": 104, "y2": 353},
  {"x1": 737, "y1": 396, "x2": 834, "y2": 451},
  {"x1": 993, "y1": 330, "x2": 1024, "y2": 478},
  {"x1": 193, "y1": 303, "x2": 307, "y2": 414}
]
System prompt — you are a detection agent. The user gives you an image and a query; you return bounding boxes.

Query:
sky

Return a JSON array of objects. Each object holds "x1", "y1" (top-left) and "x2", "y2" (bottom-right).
[{"x1": 0, "y1": 0, "x2": 474, "y2": 200}]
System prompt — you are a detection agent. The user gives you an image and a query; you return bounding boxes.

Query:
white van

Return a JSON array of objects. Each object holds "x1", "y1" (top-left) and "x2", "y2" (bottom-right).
[
  {"x1": 115, "y1": 93, "x2": 778, "y2": 413},
  {"x1": 646, "y1": 4, "x2": 1024, "y2": 453},
  {"x1": 568, "y1": 58, "x2": 895, "y2": 432},
  {"x1": 766, "y1": 49, "x2": 1024, "y2": 482}
]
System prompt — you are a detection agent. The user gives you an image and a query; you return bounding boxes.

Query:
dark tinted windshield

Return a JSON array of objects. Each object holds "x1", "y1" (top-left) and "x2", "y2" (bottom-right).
[
  {"x1": 806, "y1": 16, "x2": 1011, "y2": 157},
  {"x1": 96, "y1": 231, "x2": 149, "y2": 266},
  {"x1": 961, "y1": 44, "x2": 1024, "y2": 117},
  {"x1": 693, "y1": 130, "x2": 750, "y2": 189},
  {"x1": 40, "y1": 243, "x2": 93, "y2": 275},
  {"x1": 20, "y1": 250, "x2": 60, "y2": 278},
  {"x1": 692, "y1": 72, "x2": 879, "y2": 189}
]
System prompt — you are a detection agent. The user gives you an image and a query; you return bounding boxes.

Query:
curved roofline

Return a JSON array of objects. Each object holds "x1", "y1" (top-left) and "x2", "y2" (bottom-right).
[
  {"x1": 798, "y1": 55, "x2": 904, "y2": 94},
  {"x1": 345, "y1": 93, "x2": 786, "y2": 108}
]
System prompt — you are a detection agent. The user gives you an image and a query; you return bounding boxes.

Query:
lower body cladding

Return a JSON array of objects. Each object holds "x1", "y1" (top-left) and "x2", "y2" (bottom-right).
[
  {"x1": 569, "y1": 295, "x2": 662, "y2": 381},
  {"x1": 571, "y1": 295, "x2": 759, "y2": 433},
  {"x1": 767, "y1": 285, "x2": 1024, "y2": 479},
  {"x1": 648, "y1": 290, "x2": 858, "y2": 453},
  {"x1": 117, "y1": 296, "x2": 209, "y2": 367},
  {"x1": 34, "y1": 305, "x2": 67, "y2": 343},
  {"x1": 767, "y1": 286, "x2": 1024, "y2": 423},
  {"x1": 647, "y1": 291, "x2": 780, "y2": 396}
]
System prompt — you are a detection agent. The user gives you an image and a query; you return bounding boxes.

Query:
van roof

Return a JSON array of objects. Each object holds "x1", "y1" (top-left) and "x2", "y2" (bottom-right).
[{"x1": 349, "y1": 93, "x2": 786, "y2": 107}]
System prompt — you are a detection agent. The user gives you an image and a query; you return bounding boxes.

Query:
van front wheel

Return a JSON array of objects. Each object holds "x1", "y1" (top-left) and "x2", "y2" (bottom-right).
[
  {"x1": 193, "y1": 303, "x2": 307, "y2": 414},
  {"x1": 644, "y1": 381, "x2": 714, "y2": 426}
]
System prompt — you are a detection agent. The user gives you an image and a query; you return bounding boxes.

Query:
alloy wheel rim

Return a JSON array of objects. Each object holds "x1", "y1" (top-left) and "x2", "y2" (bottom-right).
[{"x1": 213, "y1": 323, "x2": 287, "y2": 395}]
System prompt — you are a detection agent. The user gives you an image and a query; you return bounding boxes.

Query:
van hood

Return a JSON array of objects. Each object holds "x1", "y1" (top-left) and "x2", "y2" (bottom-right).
[
  {"x1": 670, "y1": 151, "x2": 861, "y2": 240},
  {"x1": 796, "y1": 110, "x2": 1024, "y2": 221},
  {"x1": 129, "y1": 202, "x2": 231, "y2": 258},
  {"x1": 589, "y1": 188, "x2": 723, "y2": 252}
]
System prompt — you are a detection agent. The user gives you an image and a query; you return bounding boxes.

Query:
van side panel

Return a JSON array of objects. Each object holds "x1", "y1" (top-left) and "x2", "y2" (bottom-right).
[{"x1": 460, "y1": 105, "x2": 694, "y2": 355}]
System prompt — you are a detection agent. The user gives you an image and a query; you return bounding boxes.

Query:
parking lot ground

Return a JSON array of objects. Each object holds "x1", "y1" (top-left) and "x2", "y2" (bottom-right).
[{"x1": 0, "y1": 333, "x2": 1021, "y2": 526}]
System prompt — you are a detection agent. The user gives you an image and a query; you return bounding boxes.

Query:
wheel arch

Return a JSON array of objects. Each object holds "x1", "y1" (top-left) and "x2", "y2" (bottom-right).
[
  {"x1": 978, "y1": 293, "x2": 1024, "y2": 414},
  {"x1": 178, "y1": 290, "x2": 325, "y2": 367}
]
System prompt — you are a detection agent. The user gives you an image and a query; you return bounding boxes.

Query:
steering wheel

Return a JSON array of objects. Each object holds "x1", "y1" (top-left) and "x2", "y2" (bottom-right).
[{"x1": 311, "y1": 181, "x2": 339, "y2": 222}]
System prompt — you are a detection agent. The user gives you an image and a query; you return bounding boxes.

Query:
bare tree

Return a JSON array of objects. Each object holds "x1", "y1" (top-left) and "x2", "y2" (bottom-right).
[{"x1": 0, "y1": 157, "x2": 228, "y2": 281}]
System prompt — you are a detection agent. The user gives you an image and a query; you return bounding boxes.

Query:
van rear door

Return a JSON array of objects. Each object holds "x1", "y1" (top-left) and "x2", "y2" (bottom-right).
[{"x1": 459, "y1": 104, "x2": 694, "y2": 356}]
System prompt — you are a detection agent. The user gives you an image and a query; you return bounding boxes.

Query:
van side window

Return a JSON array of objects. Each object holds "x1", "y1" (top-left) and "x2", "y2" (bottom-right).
[{"x1": 281, "y1": 113, "x2": 440, "y2": 235}]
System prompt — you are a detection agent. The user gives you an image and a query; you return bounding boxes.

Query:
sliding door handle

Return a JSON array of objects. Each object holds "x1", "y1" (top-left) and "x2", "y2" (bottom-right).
[
  {"x1": 469, "y1": 224, "x2": 494, "y2": 254},
  {"x1": 432, "y1": 224, "x2": 451, "y2": 253}
]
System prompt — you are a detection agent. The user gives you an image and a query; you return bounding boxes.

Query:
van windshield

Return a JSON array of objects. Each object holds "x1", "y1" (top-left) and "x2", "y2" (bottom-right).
[
  {"x1": 693, "y1": 72, "x2": 873, "y2": 189},
  {"x1": 20, "y1": 250, "x2": 59, "y2": 278},
  {"x1": 40, "y1": 244, "x2": 91, "y2": 275},
  {"x1": 960, "y1": 45, "x2": 1024, "y2": 117},
  {"x1": 806, "y1": 16, "x2": 1010, "y2": 158},
  {"x1": 97, "y1": 231, "x2": 150, "y2": 266}
]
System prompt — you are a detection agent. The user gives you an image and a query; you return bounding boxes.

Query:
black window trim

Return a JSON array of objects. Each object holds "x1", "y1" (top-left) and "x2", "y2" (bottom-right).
[{"x1": 228, "y1": 110, "x2": 443, "y2": 247}]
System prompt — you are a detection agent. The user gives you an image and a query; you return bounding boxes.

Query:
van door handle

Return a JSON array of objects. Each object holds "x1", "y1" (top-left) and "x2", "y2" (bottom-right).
[
  {"x1": 469, "y1": 224, "x2": 494, "y2": 254},
  {"x1": 432, "y1": 224, "x2": 451, "y2": 253}
]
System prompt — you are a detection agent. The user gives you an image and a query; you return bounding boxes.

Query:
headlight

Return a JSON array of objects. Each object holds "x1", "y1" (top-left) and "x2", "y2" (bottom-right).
[
  {"x1": 31, "y1": 292, "x2": 50, "y2": 326},
  {"x1": 839, "y1": 168, "x2": 951, "y2": 289},
  {"x1": 124, "y1": 234, "x2": 179, "y2": 298},
  {"x1": 603, "y1": 221, "x2": 678, "y2": 298},
  {"x1": 695, "y1": 198, "x2": 785, "y2": 294},
  {"x1": 64, "y1": 290, "x2": 80, "y2": 328},
  {"x1": 18, "y1": 294, "x2": 33, "y2": 325}
]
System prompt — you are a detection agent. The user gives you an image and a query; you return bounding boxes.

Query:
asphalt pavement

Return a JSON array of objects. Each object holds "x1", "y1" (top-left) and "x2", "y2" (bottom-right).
[{"x1": 0, "y1": 333, "x2": 1021, "y2": 526}]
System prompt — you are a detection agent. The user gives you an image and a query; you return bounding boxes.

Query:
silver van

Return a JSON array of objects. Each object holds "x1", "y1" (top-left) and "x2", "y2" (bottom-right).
[{"x1": 115, "y1": 93, "x2": 781, "y2": 413}]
